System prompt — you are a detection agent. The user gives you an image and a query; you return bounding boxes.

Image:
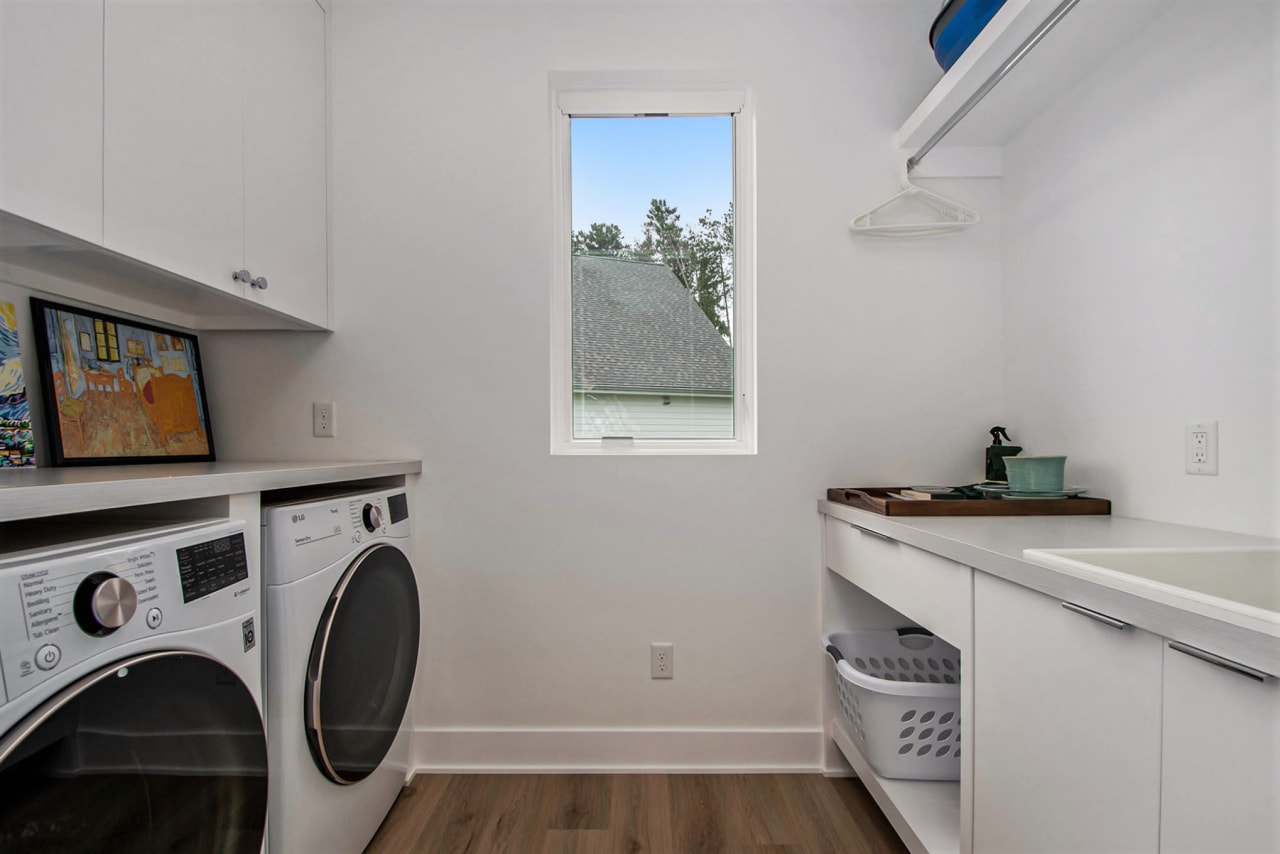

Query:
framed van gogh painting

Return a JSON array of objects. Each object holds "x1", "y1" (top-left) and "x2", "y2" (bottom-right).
[{"x1": 30, "y1": 299, "x2": 215, "y2": 466}]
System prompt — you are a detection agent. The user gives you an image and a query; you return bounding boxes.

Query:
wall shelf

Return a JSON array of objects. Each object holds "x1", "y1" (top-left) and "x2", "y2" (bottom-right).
[
  {"x1": 831, "y1": 714, "x2": 960, "y2": 854},
  {"x1": 898, "y1": 0, "x2": 1163, "y2": 151}
]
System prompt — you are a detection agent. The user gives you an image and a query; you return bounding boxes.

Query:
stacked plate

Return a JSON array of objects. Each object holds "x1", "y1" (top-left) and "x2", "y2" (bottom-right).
[{"x1": 975, "y1": 484, "x2": 1088, "y2": 500}]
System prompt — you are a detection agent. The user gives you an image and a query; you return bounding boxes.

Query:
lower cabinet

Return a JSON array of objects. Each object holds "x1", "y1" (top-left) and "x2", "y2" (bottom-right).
[
  {"x1": 1160, "y1": 641, "x2": 1280, "y2": 853},
  {"x1": 972, "y1": 572, "x2": 1162, "y2": 853},
  {"x1": 823, "y1": 512, "x2": 1278, "y2": 854}
]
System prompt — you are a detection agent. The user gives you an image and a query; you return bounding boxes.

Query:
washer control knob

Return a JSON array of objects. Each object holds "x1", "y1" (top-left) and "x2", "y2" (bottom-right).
[
  {"x1": 362, "y1": 503, "x2": 383, "y2": 533},
  {"x1": 74, "y1": 572, "x2": 138, "y2": 636}
]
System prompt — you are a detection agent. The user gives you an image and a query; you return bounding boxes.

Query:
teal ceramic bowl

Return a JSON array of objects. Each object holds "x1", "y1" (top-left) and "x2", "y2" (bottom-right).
[{"x1": 1003, "y1": 455, "x2": 1066, "y2": 493}]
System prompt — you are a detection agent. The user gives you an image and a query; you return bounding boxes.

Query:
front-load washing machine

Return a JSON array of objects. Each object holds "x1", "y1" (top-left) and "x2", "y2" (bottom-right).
[
  {"x1": 0, "y1": 519, "x2": 267, "y2": 852},
  {"x1": 261, "y1": 487, "x2": 419, "y2": 854}
]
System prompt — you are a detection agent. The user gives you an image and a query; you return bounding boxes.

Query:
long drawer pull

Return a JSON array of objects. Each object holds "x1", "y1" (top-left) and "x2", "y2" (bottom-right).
[
  {"x1": 1061, "y1": 601, "x2": 1128, "y2": 629},
  {"x1": 1169, "y1": 641, "x2": 1270, "y2": 683},
  {"x1": 852, "y1": 524, "x2": 894, "y2": 543}
]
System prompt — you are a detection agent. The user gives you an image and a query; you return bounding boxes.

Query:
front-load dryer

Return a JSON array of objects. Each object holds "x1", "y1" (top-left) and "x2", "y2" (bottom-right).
[
  {"x1": 0, "y1": 519, "x2": 267, "y2": 852},
  {"x1": 261, "y1": 487, "x2": 419, "y2": 854}
]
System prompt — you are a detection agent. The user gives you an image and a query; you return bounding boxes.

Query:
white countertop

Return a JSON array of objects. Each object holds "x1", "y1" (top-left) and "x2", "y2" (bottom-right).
[
  {"x1": 819, "y1": 500, "x2": 1280, "y2": 674},
  {"x1": 0, "y1": 460, "x2": 422, "y2": 522}
]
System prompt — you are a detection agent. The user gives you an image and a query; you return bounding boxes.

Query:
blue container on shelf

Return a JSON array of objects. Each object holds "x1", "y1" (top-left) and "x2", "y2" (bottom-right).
[{"x1": 930, "y1": 0, "x2": 1008, "y2": 71}]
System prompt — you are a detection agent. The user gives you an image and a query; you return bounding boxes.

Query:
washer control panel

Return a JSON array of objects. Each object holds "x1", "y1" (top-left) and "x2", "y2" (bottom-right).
[{"x1": 0, "y1": 520, "x2": 250, "y2": 706}]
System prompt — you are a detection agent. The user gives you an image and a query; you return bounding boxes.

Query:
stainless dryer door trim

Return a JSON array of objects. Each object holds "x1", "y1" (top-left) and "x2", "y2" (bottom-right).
[{"x1": 305, "y1": 542, "x2": 420, "y2": 785}]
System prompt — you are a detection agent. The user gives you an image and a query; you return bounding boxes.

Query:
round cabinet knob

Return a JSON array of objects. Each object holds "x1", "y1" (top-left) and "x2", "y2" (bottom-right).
[
  {"x1": 74, "y1": 572, "x2": 138, "y2": 636},
  {"x1": 250, "y1": 276, "x2": 268, "y2": 290},
  {"x1": 362, "y1": 503, "x2": 383, "y2": 533},
  {"x1": 233, "y1": 269, "x2": 252, "y2": 284}
]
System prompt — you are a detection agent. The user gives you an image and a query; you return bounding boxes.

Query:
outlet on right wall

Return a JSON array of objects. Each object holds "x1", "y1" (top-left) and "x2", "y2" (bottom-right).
[{"x1": 1001, "y1": 0, "x2": 1278, "y2": 538}]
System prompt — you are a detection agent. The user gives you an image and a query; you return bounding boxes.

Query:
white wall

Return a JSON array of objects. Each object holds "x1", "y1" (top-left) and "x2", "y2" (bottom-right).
[
  {"x1": 1002, "y1": 0, "x2": 1279, "y2": 538},
  {"x1": 200, "y1": 0, "x2": 1004, "y2": 768}
]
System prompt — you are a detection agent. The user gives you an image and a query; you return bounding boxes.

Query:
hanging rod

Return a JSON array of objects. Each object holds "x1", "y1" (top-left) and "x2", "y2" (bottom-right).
[{"x1": 907, "y1": 0, "x2": 1083, "y2": 172}]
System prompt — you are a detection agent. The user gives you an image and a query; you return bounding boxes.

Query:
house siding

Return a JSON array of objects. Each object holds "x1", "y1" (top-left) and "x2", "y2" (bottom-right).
[{"x1": 574, "y1": 391, "x2": 732, "y2": 439}]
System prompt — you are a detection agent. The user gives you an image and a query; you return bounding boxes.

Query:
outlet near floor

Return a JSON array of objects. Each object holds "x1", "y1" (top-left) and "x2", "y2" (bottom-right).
[{"x1": 650, "y1": 643, "x2": 673, "y2": 679}]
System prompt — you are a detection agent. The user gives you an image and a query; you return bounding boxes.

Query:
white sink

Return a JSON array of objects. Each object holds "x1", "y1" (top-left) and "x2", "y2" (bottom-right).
[{"x1": 1023, "y1": 547, "x2": 1280, "y2": 617}]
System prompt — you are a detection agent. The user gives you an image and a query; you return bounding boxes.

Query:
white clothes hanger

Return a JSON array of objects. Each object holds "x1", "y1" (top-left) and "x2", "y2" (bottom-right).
[{"x1": 849, "y1": 162, "x2": 979, "y2": 238}]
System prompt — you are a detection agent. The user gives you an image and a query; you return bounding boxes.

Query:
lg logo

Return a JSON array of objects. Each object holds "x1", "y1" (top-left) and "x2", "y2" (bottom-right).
[{"x1": 292, "y1": 513, "x2": 307, "y2": 523}]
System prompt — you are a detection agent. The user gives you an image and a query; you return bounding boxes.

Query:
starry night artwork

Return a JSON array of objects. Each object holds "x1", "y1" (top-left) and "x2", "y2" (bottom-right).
[{"x1": 0, "y1": 302, "x2": 36, "y2": 467}]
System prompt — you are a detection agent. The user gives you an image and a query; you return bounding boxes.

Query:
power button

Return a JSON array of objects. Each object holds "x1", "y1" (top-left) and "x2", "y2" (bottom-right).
[{"x1": 35, "y1": 644, "x2": 61, "y2": 671}]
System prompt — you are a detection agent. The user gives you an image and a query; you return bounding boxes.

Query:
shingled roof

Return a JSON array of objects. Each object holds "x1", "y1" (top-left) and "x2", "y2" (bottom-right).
[{"x1": 572, "y1": 255, "x2": 732, "y2": 394}]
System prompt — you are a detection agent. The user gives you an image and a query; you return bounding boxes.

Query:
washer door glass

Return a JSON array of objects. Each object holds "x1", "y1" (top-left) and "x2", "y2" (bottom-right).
[
  {"x1": 0, "y1": 651, "x2": 267, "y2": 853},
  {"x1": 306, "y1": 543, "x2": 420, "y2": 784}
]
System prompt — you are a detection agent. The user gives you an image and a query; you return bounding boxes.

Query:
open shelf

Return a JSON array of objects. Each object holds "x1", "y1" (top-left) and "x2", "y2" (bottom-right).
[
  {"x1": 831, "y1": 714, "x2": 960, "y2": 854},
  {"x1": 897, "y1": 0, "x2": 1163, "y2": 150}
]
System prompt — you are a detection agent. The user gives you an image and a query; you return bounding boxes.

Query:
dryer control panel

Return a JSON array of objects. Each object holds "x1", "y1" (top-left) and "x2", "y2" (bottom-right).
[
  {"x1": 262, "y1": 489, "x2": 411, "y2": 587},
  {"x1": 0, "y1": 520, "x2": 252, "y2": 706}
]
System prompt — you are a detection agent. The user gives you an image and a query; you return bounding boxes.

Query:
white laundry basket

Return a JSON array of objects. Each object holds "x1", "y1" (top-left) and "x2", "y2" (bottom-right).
[{"x1": 823, "y1": 629, "x2": 961, "y2": 781}]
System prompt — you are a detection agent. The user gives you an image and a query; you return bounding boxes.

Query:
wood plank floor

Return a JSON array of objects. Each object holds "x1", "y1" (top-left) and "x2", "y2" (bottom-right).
[{"x1": 365, "y1": 774, "x2": 908, "y2": 853}]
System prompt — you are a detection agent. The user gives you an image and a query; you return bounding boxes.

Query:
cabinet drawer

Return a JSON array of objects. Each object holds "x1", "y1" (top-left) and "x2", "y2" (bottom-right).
[{"x1": 824, "y1": 518, "x2": 971, "y2": 646}]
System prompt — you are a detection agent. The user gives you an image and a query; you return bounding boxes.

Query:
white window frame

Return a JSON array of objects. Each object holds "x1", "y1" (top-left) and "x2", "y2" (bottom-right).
[{"x1": 549, "y1": 72, "x2": 757, "y2": 456}]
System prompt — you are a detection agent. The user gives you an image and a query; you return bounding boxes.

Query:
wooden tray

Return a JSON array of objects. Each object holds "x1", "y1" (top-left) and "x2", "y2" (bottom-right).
[{"x1": 827, "y1": 487, "x2": 1111, "y2": 517}]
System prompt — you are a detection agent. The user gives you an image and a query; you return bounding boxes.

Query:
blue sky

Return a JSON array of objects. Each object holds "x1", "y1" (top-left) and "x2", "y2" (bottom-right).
[{"x1": 571, "y1": 116, "x2": 733, "y2": 245}]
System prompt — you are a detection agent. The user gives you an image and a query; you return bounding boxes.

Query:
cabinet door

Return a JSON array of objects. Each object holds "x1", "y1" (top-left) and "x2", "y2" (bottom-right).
[
  {"x1": 1160, "y1": 642, "x2": 1280, "y2": 853},
  {"x1": 103, "y1": 0, "x2": 244, "y2": 293},
  {"x1": 973, "y1": 573, "x2": 1162, "y2": 853},
  {"x1": 0, "y1": 0, "x2": 104, "y2": 243},
  {"x1": 243, "y1": 0, "x2": 328, "y2": 328}
]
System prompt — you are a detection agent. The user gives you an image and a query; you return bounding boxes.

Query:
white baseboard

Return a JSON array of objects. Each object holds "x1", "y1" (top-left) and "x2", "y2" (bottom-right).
[{"x1": 411, "y1": 727, "x2": 824, "y2": 773}]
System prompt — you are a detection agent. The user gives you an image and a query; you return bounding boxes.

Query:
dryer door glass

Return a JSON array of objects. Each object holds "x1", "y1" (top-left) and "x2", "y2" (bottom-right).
[
  {"x1": 306, "y1": 543, "x2": 420, "y2": 784},
  {"x1": 0, "y1": 651, "x2": 267, "y2": 852}
]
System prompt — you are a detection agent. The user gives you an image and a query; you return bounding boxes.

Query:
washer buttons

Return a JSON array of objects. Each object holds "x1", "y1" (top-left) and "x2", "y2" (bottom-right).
[
  {"x1": 146, "y1": 608, "x2": 163, "y2": 630},
  {"x1": 35, "y1": 644, "x2": 61, "y2": 671}
]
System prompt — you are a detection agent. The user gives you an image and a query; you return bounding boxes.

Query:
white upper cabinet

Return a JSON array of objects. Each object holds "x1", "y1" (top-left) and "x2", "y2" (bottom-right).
[
  {"x1": 243, "y1": 0, "x2": 328, "y2": 328},
  {"x1": 103, "y1": 0, "x2": 245, "y2": 296},
  {"x1": 0, "y1": 0, "x2": 105, "y2": 244},
  {"x1": 1, "y1": 0, "x2": 327, "y2": 330}
]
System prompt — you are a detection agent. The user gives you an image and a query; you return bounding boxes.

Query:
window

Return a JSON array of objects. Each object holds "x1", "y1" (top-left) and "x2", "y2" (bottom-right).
[
  {"x1": 93, "y1": 318, "x2": 119, "y2": 362},
  {"x1": 550, "y1": 76, "x2": 756, "y2": 455}
]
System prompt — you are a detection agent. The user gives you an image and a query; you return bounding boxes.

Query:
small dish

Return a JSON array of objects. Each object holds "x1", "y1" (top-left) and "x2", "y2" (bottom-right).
[
  {"x1": 909, "y1": 485, "x2": 960, "y2": 496},
  {"x1": 1005, "y1": 487, "x2": 1089, "y2": 499}
]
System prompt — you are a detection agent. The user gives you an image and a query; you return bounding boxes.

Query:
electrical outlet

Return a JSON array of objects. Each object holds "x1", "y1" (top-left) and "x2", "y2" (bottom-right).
[
  {"x1": 313, "y1": 402, "x2": 336, "y2": 438},
  {"x1": 1185, "y1": 421, "x2": 1217, "y2": 475},
  {"x1": 650, "y1": 643, "x2": 673, "y2": 679}
]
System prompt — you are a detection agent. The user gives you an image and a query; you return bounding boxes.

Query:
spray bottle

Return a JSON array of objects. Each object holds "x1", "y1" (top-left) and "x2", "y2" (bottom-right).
[{"x1": 985, "y1": 426, "x2": 1022, "y2": 483}]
